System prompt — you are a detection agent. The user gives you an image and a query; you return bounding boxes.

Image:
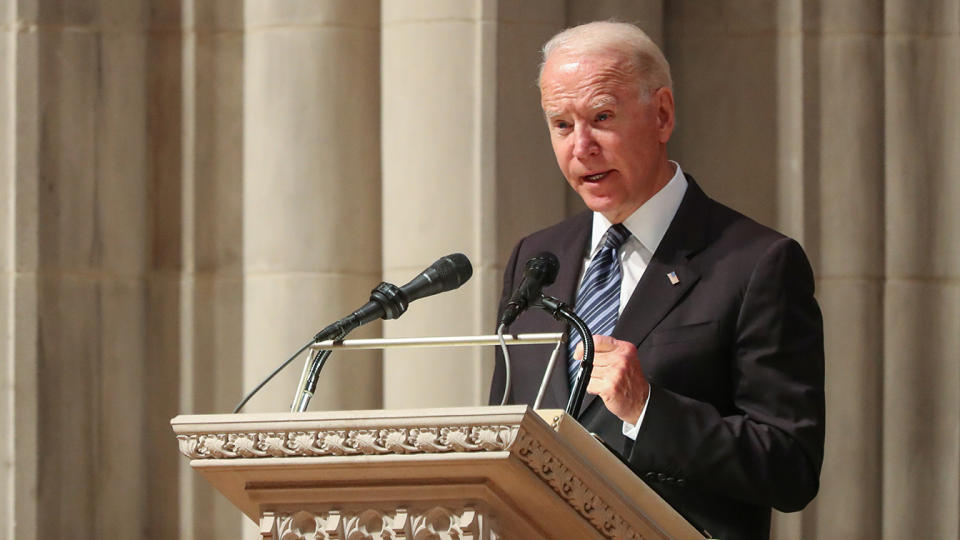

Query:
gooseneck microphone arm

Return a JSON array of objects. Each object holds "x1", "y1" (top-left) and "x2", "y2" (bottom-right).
[
  {"x1": 233, "y1": 337, "x2": 316, "y2": 413},
  {"x1": 535, "y1": 295, "x2": 594, "y2": 417},
  {"x1": 292, "y1": 281, "x2": 410, "y2": 412}
]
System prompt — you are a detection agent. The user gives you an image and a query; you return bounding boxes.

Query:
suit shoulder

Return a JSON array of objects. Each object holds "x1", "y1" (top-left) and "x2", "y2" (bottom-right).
[
  {"x1": 508, "y1": 211, "x2": 592, "y2": 258},
  {"x1": 701, "y1": 195, "x2": 802, "y2": 256},
  {"x1": 519, "y1": 211, "x2": 592, "y2": 245}
]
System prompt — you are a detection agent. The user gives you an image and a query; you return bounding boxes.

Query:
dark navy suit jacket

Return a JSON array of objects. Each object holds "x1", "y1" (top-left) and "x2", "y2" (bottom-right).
[{"x1": 490, "y1": 176, "x2": 825, "y2": 540}]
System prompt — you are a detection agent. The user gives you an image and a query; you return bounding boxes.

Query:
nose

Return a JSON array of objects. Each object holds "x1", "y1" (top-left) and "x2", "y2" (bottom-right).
[{"x1": 572, "y1": 124, "x2": 599, "y2": 160}]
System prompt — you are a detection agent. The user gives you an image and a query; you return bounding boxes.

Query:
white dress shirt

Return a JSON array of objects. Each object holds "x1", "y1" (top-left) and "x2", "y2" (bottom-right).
[{"x1": 575, "y1": 161, "x2": 688, "y2": 439}]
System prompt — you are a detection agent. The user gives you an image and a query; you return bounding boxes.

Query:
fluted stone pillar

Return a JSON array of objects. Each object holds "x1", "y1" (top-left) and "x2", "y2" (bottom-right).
[
  {"x1": 43, "y1": 1, "x2": 150, "y2": 536},
  {"x1": 236, "y1": 4, "x2": 383, "y2": 537},
  {"x1": 806, "y1": 1, "x2": 886, "y2": 538},
  {"x1": 241, "y1": 0, "x2": 382, "y2": 417},
  {"x1": 144, "y1": 3, "x2": 190, "y2": 539},
  {"x1": 882, "y1": 1, "x2": 960, "y2": 538},
  {"x1": 146, "y1": 4, "x2": 384, "y2": 540},
  {"x1": 1, "y1": 1, "x2": 151, "y2": 538},
  {"x1": 380, "y1": 1, "x2": 566, "y2": 409},
  {"x1": 494, "y1": 1, "x2": 567, "y2": 258},
  {"x1": 151, "y1": 4, "x2": 250, "y2": 539},
  {"x1": 666, "y1": 1, "x2": 781, "y2": 228},
  {"x1": 0, "y1": 4, "x2": 33, "y2": 539}
]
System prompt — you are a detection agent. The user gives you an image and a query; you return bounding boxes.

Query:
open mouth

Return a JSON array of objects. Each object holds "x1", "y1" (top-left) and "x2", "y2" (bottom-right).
[{"x1": 583, "y1": 171, "x2": 610, "y2": 182}]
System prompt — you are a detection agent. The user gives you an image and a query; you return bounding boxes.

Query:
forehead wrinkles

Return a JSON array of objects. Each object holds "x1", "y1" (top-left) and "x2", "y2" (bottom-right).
[{"x1": 541, "y1": 57, "x2": 636, "y2": 116}]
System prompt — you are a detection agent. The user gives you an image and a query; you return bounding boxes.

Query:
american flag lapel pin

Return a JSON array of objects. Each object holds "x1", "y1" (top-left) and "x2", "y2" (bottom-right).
[{"x1": 667, "y1": 271, "x2": 680, "y2": 285}]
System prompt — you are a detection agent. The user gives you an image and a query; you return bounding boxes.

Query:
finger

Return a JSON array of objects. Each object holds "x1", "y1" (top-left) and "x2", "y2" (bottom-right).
[
  {"x1": 590, "y1": 351, "x2": 616, "y2": 368},
  {"x1": 592, "y1": 334, "x2": 619, "y2": 352},
  {"x1": 589, "y1": 360, "x2": 621, "y2": 376},
  {"x1": 585, "y1": 374, "x2": 606, "y2": 396},
  {"x1": 573, "y1": 341, "x2": 583, "y2": 361},
  {"x1": 591, "y1": 349, "x2": 630, "y2": 368}
]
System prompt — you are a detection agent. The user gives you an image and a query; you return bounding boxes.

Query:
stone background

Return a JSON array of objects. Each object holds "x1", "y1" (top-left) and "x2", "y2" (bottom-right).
[{"x1": 1, "y1": 1, "x2": 957, "y2": 538}]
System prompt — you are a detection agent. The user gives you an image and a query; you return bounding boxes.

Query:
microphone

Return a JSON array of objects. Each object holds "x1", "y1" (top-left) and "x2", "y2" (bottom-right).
[
  {"x1": 499, "y1": 252, "x2": 560, "y2": 328},
  {"x1": 313, "y1": 253, "x2": 473, "y2": 343},
  {"x1": 293, "y1": 253, "x2": 473, "y2": 412},
  {"x1": 240, "y1": 253, "x2": 474, "y2": 414}
]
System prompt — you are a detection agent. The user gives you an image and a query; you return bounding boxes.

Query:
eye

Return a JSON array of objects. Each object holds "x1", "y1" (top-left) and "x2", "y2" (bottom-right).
[
  {"x1": 596, "y1": 111, "x2": 612, "y2": 122},
  {"x1": 553, "y1": 120, "x2": 572, "y2": 133}
]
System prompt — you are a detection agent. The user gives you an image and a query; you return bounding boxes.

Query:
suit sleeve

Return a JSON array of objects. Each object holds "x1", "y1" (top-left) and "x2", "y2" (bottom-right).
[
  {"x1": 628, "y1": 237, "x2": 825, "y2": 512},
  {"x1": 488, "y1": 239, "x2": 523, "y2": 405}
]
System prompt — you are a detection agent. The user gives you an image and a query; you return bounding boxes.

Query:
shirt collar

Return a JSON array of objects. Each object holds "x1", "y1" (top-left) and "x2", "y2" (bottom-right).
[{"x1": 589, "y1": 161, "x2": 688, "y2": 256}]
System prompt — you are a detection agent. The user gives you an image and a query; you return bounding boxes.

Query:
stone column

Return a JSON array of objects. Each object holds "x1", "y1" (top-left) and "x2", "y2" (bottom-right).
[
  {"x1": 148, "y1": 4, "x2": 384, "y2": 540},
  {"x1": 380, "y1": 1, "x2": 566, "y2": 409},
  {"x1": 144, "y1": 3, "x2": 188, "y2": 539},
  {"x1": 0, "y1": 3, "x2": 34, "y2": 539},
  {"x1": 804, "y1": 2, "x2": 886, "y2": 538},
  {"x1": 1, "y1": 1, "x2": 151, "y2": 538},
  {"x1": 240, "y1": 5, "x2": 382, "y2": 538},
  {"x1": 882, "y1": 1, "x2": 960, "y2": 538},
  {"x1": 147, "y1": 2, "x2": 250, "y2": 539},
  {"x1": 241, "y1": 0, "x2": 382, "y2": 417},
  {"x1": 666, "y1": 1, "x2": 781, "y2": 228}
]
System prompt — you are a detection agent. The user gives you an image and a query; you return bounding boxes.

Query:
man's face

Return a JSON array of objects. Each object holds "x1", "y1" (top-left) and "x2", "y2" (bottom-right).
[{"x1": 540, "y1": 51, "x2": 675, "y2": 223}]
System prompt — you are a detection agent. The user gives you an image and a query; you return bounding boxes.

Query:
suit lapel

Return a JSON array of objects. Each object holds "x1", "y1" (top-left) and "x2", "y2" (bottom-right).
[
  {"x1": 613, "y1": 254, "x2": 701, "y2": 345},
  {"x1": 577, "y1": 176, "x2": 711, "y2": 417}
]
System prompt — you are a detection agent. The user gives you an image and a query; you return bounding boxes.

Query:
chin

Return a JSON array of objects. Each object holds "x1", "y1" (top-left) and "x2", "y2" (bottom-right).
[{"x1": 581, "y1": 195, "x2": 620, "y2": 215}]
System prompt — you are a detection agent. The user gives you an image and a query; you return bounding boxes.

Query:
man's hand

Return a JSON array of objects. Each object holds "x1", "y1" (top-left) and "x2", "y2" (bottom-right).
[{"x1": 574, "y1": 335, "x2": 650, "y2": 424}]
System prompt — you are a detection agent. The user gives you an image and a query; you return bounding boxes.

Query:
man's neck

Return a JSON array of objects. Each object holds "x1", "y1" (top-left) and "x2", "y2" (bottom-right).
[{"x1": 601, "y1": 159, "x2": 677, "y2": 224}]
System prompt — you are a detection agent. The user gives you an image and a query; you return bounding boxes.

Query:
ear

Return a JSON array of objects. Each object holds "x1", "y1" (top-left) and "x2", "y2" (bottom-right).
[{"x1": 653, "y1": 87, "x2": 675, "y2": 144}]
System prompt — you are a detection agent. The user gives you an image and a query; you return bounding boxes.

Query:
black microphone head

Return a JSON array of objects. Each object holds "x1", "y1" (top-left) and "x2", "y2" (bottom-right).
[
  {"x1": 431, "y1": 252, "x2": 473, "y2": 291},
  {"x1": 499, "y1": 252, "x2": 560, "y2": 328},
  {"x1": 400, "y1": 253, "x2": 473, "y2": 303},
  {"x1": 524, "y1": 251, "x2": 559, "y2": 287}
]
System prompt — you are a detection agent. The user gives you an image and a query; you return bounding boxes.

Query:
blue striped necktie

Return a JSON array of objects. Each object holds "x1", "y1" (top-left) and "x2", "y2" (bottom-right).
[{"x1": 567, "y1": 223, "x2": 631, "y2": 386}]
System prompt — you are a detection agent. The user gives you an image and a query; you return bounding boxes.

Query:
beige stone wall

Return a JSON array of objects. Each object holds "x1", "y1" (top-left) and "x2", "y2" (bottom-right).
[{"x1": 1, "y1": 1, "x2": 957, "y2": 538}]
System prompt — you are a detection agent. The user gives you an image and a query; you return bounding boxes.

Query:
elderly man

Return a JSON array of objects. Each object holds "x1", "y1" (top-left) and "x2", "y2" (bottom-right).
[{"x1": 490, "y1": 21, "x2": 824, "y2": 539}]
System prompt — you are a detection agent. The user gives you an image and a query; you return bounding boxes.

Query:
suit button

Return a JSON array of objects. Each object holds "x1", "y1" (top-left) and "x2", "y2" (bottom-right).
[
  {"x1": 644, "y1": 472, "x2": 656, "y2": 480},
  {"x1": 657, "y1": 473, "x2": 667, "y2": 482},
  {"x1": 677, "y1": 479, "x2": 686, "y2": 487},
  {"x1": 666, "y1": 476, "x2": 675, "y2": 483}
]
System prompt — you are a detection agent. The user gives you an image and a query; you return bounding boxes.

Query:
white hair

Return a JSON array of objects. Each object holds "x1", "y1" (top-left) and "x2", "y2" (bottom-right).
[{"x1": 539, "y1": 21, "x2": 673, "y2": 99}]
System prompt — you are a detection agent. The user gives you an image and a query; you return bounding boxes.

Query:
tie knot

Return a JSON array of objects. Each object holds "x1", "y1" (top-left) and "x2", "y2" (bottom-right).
[{"x1": 603, "y1": 223, "x2": 631, "y2": 250}]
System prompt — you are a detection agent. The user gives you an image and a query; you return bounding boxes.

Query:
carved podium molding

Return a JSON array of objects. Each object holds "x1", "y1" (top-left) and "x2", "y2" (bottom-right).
[
  {"x1": 177, "y1": 423, "x2": 518, "y2": 459},
  {"x1": 514, "y1": 432, "x2": 641, "y2": 540},
  {"x1": 172, "y1": 406, "x2": 702, "y2": 540},
  {"x1": 261, "y1": 506, "x2": 488, "y2": 540}
]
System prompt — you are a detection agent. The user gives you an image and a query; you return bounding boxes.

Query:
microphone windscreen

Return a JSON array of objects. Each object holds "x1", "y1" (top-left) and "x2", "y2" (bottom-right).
[
  {"x1": 525, "y1": 252, "x2": 559, "y2": 286},
  {"x1": 432, "y1": 253, "x2": 473, "y2": 290}
]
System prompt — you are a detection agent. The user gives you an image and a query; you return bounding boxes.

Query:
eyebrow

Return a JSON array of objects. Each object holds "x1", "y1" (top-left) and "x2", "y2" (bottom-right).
[
  {"x1": 590, "y1": 95, "x2": 617, "y2": 110},
  {"x1": 542, "y1": 95, "x2": 618, "y2": 120},
  {"x1": 544, "y1": 108, "x2": 564, "y2": 120}
]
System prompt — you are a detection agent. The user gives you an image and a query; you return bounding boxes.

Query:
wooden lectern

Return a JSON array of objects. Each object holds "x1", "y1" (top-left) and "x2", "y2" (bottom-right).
[{"x1": 172, "y1": 405, "x2": 704, "y2": 539}]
